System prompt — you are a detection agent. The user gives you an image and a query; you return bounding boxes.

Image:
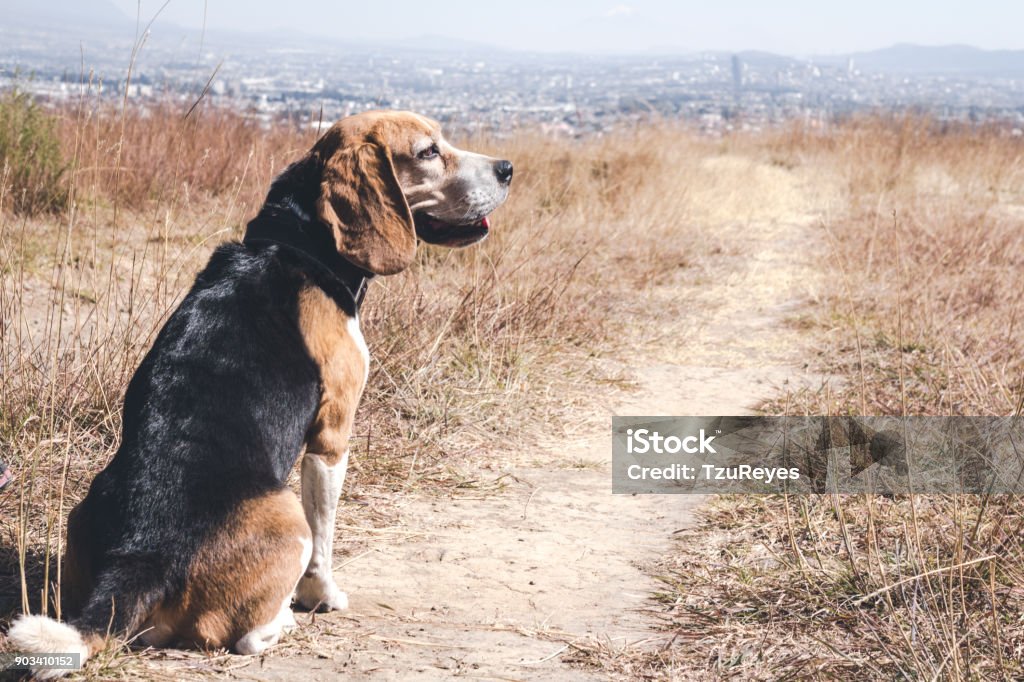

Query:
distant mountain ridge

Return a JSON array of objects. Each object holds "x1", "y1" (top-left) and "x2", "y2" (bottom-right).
[
  {"x1": 712, "y1": 44, "x2": 1024, "y2": 77},
  {"x1": 838, "y1": 44, "x2": 1024, "y2": 75},
  {"x1": 3, "y1": 3, "x2": 1023, "y2": 76}
]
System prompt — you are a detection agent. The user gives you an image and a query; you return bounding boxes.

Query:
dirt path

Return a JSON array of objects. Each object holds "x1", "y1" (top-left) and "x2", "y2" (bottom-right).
[{"x1": 240, "y1": 163, "x2": 827, "y2": 681}]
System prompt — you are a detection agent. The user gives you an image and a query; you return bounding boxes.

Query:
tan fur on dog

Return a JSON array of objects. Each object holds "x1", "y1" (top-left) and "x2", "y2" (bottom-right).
[
  {"x1": 141, "y1": 490, "x2": 310, "y2": 649},
  {"x1": 297, "y1": 286, "x2": 369, "y2": 465}
]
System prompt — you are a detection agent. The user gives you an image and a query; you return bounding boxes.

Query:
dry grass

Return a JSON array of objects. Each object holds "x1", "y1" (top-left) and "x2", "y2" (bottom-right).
[{"x1": 639, "y1": 118, "x2": 1024, "y2": 680}]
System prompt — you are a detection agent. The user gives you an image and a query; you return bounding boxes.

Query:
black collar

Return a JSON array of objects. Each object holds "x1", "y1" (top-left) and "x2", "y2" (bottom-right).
[{"x1": 243, "y1": 201, "x2": 373, "y2": 308}]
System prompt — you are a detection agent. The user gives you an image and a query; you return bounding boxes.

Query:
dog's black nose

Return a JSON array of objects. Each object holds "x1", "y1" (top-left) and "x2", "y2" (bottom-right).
[{"x1": 494, "y1": 160, "x2": 513, "y2": 184}]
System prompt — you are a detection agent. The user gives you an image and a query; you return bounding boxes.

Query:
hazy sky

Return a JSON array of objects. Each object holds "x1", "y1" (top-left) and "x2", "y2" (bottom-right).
[{"x1": 106, "y1": 1, "x2": 1022, "y2": 55}]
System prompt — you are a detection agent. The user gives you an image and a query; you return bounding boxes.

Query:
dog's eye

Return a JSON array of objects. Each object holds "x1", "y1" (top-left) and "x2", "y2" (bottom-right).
[{"x1": 417, "y1": 144, "x2": 440, "y2": 160}]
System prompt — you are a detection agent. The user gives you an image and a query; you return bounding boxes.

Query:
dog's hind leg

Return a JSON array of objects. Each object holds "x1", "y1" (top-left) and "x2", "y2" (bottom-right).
[
  {"x1": 234, "y1": 533, "x2": 311, "y2": 655},
  {"x1": 154, "y1": 489, "x2": 311, "y2": 653}
]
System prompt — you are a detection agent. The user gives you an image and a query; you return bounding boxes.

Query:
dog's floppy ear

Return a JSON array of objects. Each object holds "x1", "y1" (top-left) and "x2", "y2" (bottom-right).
[{"x1": 316, "y1": 133, "x2": 416, "y2": 275}]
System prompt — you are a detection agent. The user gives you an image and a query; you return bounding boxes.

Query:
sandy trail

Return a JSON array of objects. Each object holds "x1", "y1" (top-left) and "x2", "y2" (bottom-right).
[{"x1": 245, "y1": 166, "x2": 826, "y2": 681}]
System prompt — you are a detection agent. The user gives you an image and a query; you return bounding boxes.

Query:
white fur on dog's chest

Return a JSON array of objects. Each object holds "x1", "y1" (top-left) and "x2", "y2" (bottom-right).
[{"x1": 347, "y1": 316, "x2": 370, "y2": 384}]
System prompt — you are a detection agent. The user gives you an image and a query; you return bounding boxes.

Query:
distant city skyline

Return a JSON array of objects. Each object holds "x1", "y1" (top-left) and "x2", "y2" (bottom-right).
[
  {"x1": 99, "y1": 0, "x2": 1023, "y2": 55},
  {"x1": 6, "y1": 2, "x2": 1024, "y2": 138}
]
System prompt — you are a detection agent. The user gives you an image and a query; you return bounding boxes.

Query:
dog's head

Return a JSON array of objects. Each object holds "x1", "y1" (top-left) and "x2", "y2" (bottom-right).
[{"x1": 309, "y1": 110, "x2": 512, "y2": 275}]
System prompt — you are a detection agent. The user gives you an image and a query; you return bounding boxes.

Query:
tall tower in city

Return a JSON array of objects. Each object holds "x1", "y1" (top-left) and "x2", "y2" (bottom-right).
[{"x1": 731, "y1": 54, "x2": 743, "y2": 92}]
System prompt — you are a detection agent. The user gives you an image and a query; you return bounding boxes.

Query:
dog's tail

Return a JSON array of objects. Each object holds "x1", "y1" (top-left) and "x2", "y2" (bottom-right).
[
  {"x1": 7, "y1": 560, "x2": 166, "y2": 679},
  {"x1": 5, "y1": 615, "x2": 98, "y2": 680}
]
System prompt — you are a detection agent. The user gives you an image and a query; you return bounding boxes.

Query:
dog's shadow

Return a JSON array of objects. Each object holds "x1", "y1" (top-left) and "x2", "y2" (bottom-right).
[
  {"x1": 0, "y1": 542, "x2": 54, "y2": 629},
  {"x1": 1, "y1": 494, "x2": 57, "y2": 628},
  {"x1": 1, "y1": 541, "x2": 73, "y2": 680}
]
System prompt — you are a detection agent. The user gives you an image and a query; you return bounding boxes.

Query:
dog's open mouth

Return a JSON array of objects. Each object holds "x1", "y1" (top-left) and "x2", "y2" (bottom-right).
[{"x1": 414, "y1": 213, "x2": 490, "y2": 247}]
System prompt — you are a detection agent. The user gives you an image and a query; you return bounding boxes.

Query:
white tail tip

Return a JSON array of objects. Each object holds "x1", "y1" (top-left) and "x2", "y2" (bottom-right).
[{"x1": 6, "y1": 615, "x2": 89, "y2": 679}]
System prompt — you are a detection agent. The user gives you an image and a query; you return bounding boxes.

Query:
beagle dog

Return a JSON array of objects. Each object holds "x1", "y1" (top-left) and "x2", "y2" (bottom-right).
[{"x1": 8, "y1": 110, "x2": 512, "y2": 674}]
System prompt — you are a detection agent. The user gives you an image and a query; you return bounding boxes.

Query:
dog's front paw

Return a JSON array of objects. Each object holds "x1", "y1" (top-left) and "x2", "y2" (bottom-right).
[{"x1": 295, "y1": 574, "x2": 349, "y2": 612}]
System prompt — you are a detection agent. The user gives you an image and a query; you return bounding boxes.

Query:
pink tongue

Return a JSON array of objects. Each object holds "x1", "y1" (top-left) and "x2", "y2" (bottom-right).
[{"x1": 480, "y1": 216, "x2": 490, "y2": 229}]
